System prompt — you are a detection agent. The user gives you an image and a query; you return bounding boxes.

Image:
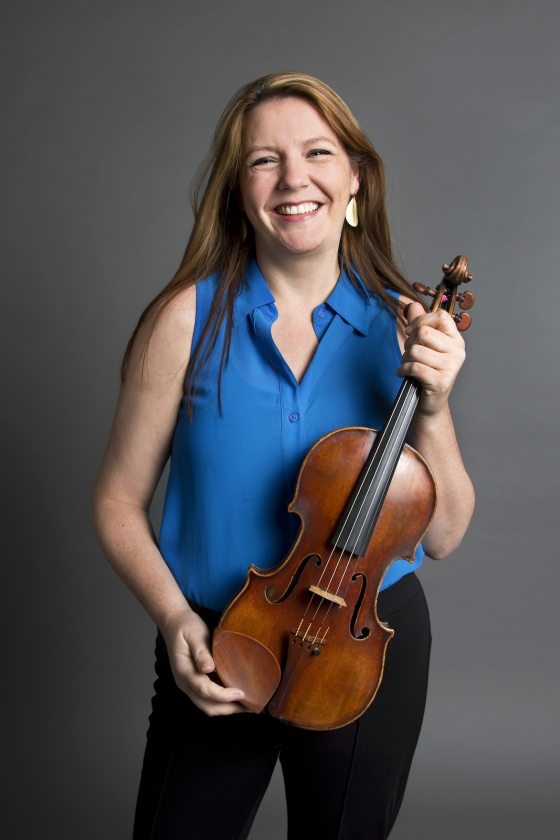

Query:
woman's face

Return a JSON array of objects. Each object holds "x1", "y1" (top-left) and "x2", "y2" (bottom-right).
[{"x1": 238, "y1": 97, "x2": 359, "y2": 263}]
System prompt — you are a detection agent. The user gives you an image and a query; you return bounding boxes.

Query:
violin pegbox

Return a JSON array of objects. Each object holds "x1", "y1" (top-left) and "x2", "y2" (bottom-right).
[{"x1": 412, "y1": 255, "x2": 475, "y2": 331}]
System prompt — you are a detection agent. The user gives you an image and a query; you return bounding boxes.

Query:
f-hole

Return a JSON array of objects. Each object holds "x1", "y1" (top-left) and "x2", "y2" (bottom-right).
[
  {"x1": 350, "y1": 573, "x2": 370, "y2": 639},
  {"x1": 266, "y1": 554, "x2": 322, "y2": 604}
]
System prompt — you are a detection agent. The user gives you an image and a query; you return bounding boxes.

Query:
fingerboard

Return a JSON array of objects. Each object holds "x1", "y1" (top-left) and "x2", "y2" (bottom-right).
[{"x1": 331, "y1": 378, "x2": 421, "y2": 556}]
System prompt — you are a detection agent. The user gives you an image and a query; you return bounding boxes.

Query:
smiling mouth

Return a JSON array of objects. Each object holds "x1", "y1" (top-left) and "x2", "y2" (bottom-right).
[{"x1": 275, "y1": 202, "x2": 321, "y2": 216}]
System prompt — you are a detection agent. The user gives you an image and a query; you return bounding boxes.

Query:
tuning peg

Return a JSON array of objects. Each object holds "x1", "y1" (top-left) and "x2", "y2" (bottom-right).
[
  {"x1": 458, "y1": 291, "x2": 476, "y2": 310},
  {"x1": 454, "y1": 312, "x2": 472, "y2": 331},
  {"x1": 412, "y1": 282, "x2": 437, "y2": 298}
]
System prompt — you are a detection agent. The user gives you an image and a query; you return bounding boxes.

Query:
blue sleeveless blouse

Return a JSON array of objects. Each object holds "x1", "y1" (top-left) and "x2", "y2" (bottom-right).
[{"x1": 159, "y1": 259, "x2": 423, "y2": 611}]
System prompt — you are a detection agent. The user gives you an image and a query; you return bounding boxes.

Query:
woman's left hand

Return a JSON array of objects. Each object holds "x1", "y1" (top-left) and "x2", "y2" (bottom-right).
[{"x1": 397, "y1": 301, "x2": 466, "y2": 417}]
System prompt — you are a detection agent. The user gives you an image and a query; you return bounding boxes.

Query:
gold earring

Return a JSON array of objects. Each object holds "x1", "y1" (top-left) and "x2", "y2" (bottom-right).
[{"x1": 345, "y1": 196, "x2": 358, "y2": 228}]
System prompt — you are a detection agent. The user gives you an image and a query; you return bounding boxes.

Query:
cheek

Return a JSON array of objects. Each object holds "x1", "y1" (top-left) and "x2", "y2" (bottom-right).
[
  {"x1": 331, "y1": 168, "x2": 358, "y2": 204},
  {"x1": 239, "y1": 178, "x2": 266, "y2": 218}
]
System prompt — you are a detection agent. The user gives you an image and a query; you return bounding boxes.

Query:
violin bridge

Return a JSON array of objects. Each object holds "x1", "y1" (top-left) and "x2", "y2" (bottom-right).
[{"x1": 308, "y1": 585, "x2": 347, "y2": 607}]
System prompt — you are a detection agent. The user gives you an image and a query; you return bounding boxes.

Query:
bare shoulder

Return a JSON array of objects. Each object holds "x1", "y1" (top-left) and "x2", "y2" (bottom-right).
[
  {"x1": 155, "y1": 283, "x2": 197, "y2": 335},
  {"x1": 95, "y1": 284, "x2": 197, "y2": 505},
  {"x1": 127, "y1": 284, "x2": 197, "y2": 388}
]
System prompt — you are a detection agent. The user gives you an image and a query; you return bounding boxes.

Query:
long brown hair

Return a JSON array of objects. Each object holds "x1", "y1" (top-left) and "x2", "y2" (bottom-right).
[{"x1": 121, "y1": 71, "x2": 419, "y2": 404}]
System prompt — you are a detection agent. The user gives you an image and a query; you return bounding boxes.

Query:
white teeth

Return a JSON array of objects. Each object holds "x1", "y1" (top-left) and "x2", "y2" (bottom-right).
[{"x1": 276, "y1": 202, "x2": 320, "y2": 215}]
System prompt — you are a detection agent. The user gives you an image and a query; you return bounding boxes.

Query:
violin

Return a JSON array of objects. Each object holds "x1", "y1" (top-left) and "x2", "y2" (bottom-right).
[{"x1": 212, "y1": 256, "x2": 474, "y2": 730}]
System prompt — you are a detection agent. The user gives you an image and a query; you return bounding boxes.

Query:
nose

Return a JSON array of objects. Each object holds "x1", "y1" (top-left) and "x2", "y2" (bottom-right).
[{"x1": 278, "y1": 155, "x2": 309, "y2": 191}]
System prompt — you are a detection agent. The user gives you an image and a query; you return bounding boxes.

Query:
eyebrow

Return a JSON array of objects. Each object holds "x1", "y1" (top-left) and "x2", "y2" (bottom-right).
[{"x1": 244, "y1": 136, "x2": 338, "y2": 158}]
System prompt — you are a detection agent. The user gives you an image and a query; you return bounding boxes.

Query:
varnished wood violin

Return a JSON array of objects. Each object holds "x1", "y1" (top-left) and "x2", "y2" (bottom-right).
[{"x1": 213, "y1": 256, "x2": 474, "y2": 730}]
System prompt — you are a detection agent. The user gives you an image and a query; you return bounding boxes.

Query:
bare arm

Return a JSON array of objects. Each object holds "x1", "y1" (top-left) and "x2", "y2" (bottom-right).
[
  {"x1": 92, "y1": 286, "x2": 245, "y2": 715},
  {"x1": 397, "y1": 300, "x2": 475, "y2": 559}
]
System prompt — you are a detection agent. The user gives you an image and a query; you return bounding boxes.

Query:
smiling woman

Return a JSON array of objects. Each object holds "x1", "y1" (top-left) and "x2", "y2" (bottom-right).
[
  {"x1": 239, "y1": 98, "x2": 359, "y2": 265},
  {"x1": 93, "y1": 71, "x2": 474, "y2": 839}
]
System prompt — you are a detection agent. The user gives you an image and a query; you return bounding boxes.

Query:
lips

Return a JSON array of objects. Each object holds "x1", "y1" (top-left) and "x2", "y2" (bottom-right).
[{"x1": 275, "y1": 202, "x2": 321, "y2": 215}]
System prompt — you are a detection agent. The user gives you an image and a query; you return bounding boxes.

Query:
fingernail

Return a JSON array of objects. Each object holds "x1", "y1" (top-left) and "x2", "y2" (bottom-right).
[{"x1": 232, "y1": 690, "x2": 245, "y2": 700}]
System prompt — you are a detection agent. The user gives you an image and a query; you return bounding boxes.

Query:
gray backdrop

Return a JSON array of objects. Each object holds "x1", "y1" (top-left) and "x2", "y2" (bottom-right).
[{"x1": 2, "y1": 0, "x2": 559, "y2": 837}]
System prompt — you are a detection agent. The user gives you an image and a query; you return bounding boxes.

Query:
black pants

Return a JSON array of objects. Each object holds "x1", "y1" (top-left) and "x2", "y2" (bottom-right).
[{"x1": 133, "y1": 573, "x2": 431, "y2": 840}]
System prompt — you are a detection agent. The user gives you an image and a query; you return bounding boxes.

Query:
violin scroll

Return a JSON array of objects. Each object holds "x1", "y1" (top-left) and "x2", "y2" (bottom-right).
[
  {"x1": 441, "y1": 255, "x2": 472, "y2": 287},
  {"x1": 412, "y1": 255, "x2": 475, "y2": 332}
]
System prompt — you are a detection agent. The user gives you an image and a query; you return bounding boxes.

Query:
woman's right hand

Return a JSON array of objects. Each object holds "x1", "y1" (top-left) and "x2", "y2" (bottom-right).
[{"x1": 160, "y1": 608, "x2": 247, "y2": 716}]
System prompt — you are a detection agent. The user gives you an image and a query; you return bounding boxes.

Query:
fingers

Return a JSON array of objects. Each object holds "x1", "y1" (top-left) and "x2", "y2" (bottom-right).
[
  {"x1": 397, "y1": 350, "x2": 459, "y2": 398},
  {"x1": 190, "y1": 642, "x2": 215, "y2": 674},
  {"x1": 403, "y1": 326, "x2": 452, "y2": 355},
  {"x1": 402, "y1": 302, "x2": 464, "y2": 362},
  {"x1": 178, "y1": 670, "x2": 247, "y2": 716},
  {"x1": 400, "y1": 301, "x2": 465, "y2": 415},
  {"x1": 164, "y1": 610, "x2": 247, "y2": 716},
  {"x1": 177, "y1": 614, "x2": 216, "y2": 676},
  {"x1": 403, "y1": 301, "x2": 425, "y2": 325},
  {"x1": 174, "y1": 662, "x2": 247, "y2": 716},
  {"x1": 401, "y1": 343, "x2": 450, "y2": 374},
  {"x1": 405, "y1": 305, "x2": 461, "y2": 339}
]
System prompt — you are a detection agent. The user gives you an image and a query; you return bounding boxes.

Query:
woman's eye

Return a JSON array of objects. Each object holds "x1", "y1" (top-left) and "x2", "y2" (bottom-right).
[
  {"x1": 251, "y1": 157, "x2": 277, "y2": 169},
  {"x1": 308, "y1": 149, "x2": 331, "y2": 158}
]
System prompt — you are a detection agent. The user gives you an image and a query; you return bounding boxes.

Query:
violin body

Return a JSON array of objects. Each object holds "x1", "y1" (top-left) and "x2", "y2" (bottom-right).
[{"x1": 213, "y1": 426, "x2": 436, "y2": 730}]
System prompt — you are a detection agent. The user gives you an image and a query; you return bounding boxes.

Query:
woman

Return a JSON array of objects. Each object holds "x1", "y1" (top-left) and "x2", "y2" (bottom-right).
[{"x1": 93, "y1": 72, "x2": 474, "y2": 839}]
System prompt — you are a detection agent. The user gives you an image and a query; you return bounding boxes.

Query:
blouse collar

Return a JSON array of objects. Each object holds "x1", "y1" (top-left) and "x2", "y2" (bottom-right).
[{"x1": 239, "y1": 258, "x2": 377, "y2": 336}]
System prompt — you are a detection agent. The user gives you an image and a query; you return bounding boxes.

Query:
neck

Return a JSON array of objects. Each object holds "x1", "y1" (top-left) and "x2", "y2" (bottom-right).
[
  {"x1": 331, "y1": 378, "x2": 422, "y2": 556},
  {"x1": 255, "y1": 245, "x2": 341, "y2": 308}
]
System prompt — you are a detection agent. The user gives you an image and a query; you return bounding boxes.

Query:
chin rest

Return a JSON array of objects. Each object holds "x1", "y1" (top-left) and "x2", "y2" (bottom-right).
[{"x1": 212, "y1": 628, "x2": 282, "y2": 713}]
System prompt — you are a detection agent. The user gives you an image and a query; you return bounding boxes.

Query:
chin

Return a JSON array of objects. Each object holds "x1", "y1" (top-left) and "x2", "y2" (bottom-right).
[{"x1": 278, "y1": 234, "x2": 326, "y2": 254}]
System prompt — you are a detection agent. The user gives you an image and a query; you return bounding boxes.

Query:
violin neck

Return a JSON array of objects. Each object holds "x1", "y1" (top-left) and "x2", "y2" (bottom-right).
[{"x1": 331, "y1": 378, "x2": 421, "y2": 557}]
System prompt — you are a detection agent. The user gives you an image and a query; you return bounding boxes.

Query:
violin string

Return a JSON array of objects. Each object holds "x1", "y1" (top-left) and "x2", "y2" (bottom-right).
[
  {"x1": 332, "y1": 390, "x2": 418, "y2": 605},
  {"x1": 299, "y1": 442, "x2": 381, "y2": 630},
  {"x1": 301, "y1": 393, "x2": 413, "y2": 637},
  {"x1": 312, "y1": 419, "x2": 396, "y2": 594},
  {"x1": 300, "y1": 397, "x2": 410, "y2": 637},
  {"x1": 324, "y1": 392, "x2": 411, "y2": 596},
  {"x1": 297, "y1": 438, "x2": 381, "y2": 625}
]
